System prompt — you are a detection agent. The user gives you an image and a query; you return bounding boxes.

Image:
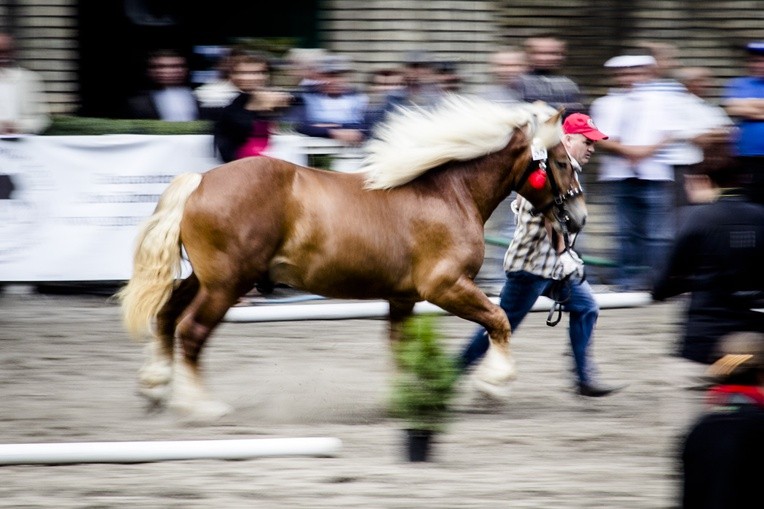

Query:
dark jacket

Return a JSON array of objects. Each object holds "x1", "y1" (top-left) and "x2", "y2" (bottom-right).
[
  {"x1": 213, "y1": 92, "x2": 280, "y2": 163},
  {"x1": 681, "y1": 392, "x2": 764, "y2": 509},
  {"x1": 653, "y1": 192, "x2": 764, "y2": 363}
]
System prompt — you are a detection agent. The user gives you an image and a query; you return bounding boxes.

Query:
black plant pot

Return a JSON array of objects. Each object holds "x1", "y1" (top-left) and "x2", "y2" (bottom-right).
[{"x1": 405, "y1": 428, "x2": 434, "y2": 462}]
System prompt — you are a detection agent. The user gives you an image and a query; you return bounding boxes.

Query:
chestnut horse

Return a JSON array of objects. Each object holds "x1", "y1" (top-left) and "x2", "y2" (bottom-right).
[{"x1": 117, "y1": 96, "x2": 587, "y2": 420}]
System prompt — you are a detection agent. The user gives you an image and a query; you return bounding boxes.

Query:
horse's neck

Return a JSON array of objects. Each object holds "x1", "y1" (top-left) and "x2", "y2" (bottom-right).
[{"x1": 459, "y1": 146, "x2": 528, "y2": 224}]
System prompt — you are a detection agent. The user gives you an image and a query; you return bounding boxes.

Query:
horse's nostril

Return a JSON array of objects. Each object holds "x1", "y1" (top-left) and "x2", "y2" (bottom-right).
[{"x1": 581, "y1": 216, "x2": 587, "y2": 227}]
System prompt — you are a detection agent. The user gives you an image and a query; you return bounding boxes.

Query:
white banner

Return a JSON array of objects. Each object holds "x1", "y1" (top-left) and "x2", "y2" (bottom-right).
[
  {"x1": 0, "y1": 135, "x2": 218, "y2": 281},
  {"x1": 0, "y1": 134, "x2": 312, "y2": 282}
]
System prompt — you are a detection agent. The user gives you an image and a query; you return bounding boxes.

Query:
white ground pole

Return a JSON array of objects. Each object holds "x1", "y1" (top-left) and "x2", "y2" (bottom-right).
[
  {"x1": 0, "y1": 437, "x2": 343, "y2": 465},
  {"x1": 224, "y1": 292, "x2": 653, "y2": 323}
]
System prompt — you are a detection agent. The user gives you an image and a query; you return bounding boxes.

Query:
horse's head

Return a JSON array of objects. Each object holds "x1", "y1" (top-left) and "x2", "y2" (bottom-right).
[{"x1": 515, "y1": 104, "x2": 588, "y2": 236}]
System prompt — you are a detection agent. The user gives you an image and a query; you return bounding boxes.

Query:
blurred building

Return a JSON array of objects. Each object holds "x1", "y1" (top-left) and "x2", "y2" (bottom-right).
[
  {"x1": 0, "y1": 0, "x2": 764, "y2": 114},
  {"x1": 0, "y1": 1, "x2": 763, "y2": 118}
]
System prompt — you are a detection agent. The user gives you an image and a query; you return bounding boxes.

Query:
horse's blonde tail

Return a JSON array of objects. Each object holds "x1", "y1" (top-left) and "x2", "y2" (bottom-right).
[{"x1": 116, "y1": 172, "x2": 203, "y2": 341}]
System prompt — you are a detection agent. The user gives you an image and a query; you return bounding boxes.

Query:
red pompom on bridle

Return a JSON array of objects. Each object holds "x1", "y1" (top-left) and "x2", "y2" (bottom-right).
[{"x1": 528, "y1": 167, "x2": 547, "y2": 189}]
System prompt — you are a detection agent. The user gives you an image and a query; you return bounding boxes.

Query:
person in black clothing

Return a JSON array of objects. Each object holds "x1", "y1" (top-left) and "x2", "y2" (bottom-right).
[
  {"x1": 125, "y1": 49, "x2": 202, "y2": 122},
  {"x1": 652, "y1": 151, "x2": 764, "y2": 434},
  {"x1": 680, "y1": 331, "x2": 764, "y2": 509},
  {"x1": 212, "y1": 51, "x2": 292, "y2": 163},
  {"x1": 652, "y1": 160, "x2": 764, "y2": 368}
]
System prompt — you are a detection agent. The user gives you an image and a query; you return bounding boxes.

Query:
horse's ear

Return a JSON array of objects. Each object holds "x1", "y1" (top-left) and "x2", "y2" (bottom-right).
[
  {"x1": 547, "y1": 107, "x2": 565, "y2": 126},
  {"x1": 537, "y1": 106, "x2": 565, "y2": 148}
]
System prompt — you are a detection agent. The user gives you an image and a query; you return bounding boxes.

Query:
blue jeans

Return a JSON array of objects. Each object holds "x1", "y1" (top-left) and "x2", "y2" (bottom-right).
[
  {"x1": 458, "y1": 271, "x2": 600, "y2": 384},
  {"x1": 611, "y1": 179, "x2": 675, "y2": 291}
]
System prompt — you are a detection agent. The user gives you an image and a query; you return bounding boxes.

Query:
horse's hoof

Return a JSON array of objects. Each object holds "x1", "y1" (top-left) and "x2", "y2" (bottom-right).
[
  {"x1": 138, "y1": 362, "x2": 173, "y2": 387},
  {"x1": 472, "y1": 377, "x2": 513, "y2": 401},
  {"x1": 169, "y1": 399, "x2": 233, "y2": 423},
  {"x1": 137, "y1": 383, "x2": 171, "y2": 406},
  {"x1": 474, "y1": 347, "x2": 517, "y2": 386}
]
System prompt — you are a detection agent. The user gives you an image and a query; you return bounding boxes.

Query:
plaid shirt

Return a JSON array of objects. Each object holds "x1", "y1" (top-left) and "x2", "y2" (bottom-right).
[{"x1": 502, "y1": 197, "x2": 559, "y2": 279}]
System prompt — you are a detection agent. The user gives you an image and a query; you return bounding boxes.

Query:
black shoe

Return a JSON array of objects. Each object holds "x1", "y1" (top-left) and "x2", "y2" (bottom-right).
[{"x1": 577, "y1": 380, "x2": 626, "y2": 397}]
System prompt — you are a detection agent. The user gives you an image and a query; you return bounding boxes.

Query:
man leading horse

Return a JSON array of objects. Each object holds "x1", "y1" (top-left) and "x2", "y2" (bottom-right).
[{"x1": 458, "y1": 113, "x2": 625, "y2": 398}]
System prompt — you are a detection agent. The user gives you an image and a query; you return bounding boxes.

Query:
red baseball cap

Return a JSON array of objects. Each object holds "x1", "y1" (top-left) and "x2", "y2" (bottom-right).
[{"x1": 563, "y1": 113, "x2": 608, "y2": 141}]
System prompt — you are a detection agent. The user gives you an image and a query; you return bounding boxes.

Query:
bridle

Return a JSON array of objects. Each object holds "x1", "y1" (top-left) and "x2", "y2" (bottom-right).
[{"x1": 516, "y1": 148, "x2": 584, "y2": 250}]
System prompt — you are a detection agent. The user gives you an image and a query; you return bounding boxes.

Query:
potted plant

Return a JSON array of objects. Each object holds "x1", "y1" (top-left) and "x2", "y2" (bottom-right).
[{"x1": 390, "y1": 314, "x2": 458, "y2": 462}]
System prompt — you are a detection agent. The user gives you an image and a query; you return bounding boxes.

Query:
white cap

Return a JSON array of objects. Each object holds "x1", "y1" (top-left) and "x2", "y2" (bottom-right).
[{"x1": 603, "y1": 55, "x2": 657, "y2": 68}]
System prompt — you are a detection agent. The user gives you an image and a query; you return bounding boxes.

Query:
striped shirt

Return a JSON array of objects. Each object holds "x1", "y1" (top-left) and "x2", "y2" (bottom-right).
[
  {"x1": 503, "y1": 197, "x2": 560, "y2": 279},
  {"x1": 591, "y1": 80, "x2": 709, "y2": 181}
]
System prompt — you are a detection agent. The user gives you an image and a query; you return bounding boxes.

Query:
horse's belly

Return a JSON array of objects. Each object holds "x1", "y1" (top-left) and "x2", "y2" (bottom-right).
[{"x1": 269, "y1": 255, "x2": 415, "y2": 300}]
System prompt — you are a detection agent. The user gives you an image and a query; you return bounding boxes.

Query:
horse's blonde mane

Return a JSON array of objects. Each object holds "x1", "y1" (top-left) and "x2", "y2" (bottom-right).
[{"x1": 362, "y1": 95, "x2": 560, "y2": 190}]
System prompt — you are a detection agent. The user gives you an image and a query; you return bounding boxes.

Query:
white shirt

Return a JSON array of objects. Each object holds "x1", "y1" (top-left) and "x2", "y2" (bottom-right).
[
  {"x1": 152, "y1": 87, "x2": 198, "y2": 121},
  {"x1": 668, "y1": 92, "x2": 733, "y2": 165},
  {"x1": 302, "y1": 92, "x2": 369, "y2": 125},
  {"x1": 193, "y1": 79, "x2": 239, "y2": 108},
  {"x1": 591, "y1": 81, "x2": 710, "y2": 181},
  {"x1": 0, "y1": 66, "x2": 50, "y2": 134}
]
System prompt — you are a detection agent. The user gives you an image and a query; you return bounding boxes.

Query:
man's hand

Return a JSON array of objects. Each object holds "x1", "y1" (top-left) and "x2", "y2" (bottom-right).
[{"x1": 554, "y1": 249, "x2": 584, "y2": 281}]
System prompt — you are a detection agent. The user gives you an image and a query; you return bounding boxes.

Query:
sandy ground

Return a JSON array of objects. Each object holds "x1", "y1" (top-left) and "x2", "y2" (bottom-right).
[{"x1": 0, "y1": 290, "x2": 695, "y2": 509}]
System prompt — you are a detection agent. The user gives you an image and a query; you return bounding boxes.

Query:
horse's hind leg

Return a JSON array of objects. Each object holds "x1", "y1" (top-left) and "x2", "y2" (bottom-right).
[
  {"x1": 170, "y1": 285, "x2": 239, "y2": 421},
  {"x1": 137, "y1": 274, "x2": 200, "y2": 407}
]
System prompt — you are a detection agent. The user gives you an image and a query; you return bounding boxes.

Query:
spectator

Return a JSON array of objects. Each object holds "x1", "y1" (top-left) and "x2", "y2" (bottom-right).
[
  {"x1": 0, "y1": 32, "x2": 50, "y2": 134},
  {"x1": 434, "y1": 60, "x2": 462, "y2": 93},
  {"x1": 193, "y1": 47, "x2": 243, "y2": 120},
  {"x1": 638, "y1": 42, "x2": 735, "y2": 209},
  {"x1": 517, "y1": 35, "x2": 584, "y2": 115},
  {"x1": 370, "y1": 51, "x2": 446, "y2": 130},
  {"x1": 213, "y1": 51, "x2": 292, "y2": 162},
  {"x1": 675, "y1": 66, "x2": 735, "y2": 207},
  {"x1": 722, "y1": 41, "x2": 764, "y2": 204},
  {"x1": 366, "y1": 67, "x2": 404, "y2": 107},
  {"x1": 680, "y1": 160, "x2": 722, "y2": 206},
  {"x1": 364, "y1": 67, "x2": 404, "y2": 133},
  {"x1": 652, "y1": 151, "x2": 764, "y2": 423},
  {"x1": 637, "y1": 40, "x2": 682, "y2": 81},
  {"x1": 480, "y1": 46, "x2": 528, "y2": 105},
  {"x1": 458, "y1": 113, "x2": 624, "y2": 398},
  {"x1": 283, "y1": 47, "x2": 327, "y2": 95},
  {"x1": 591, "y1": 54, "x2": 702, "y2": 291},
  {"x1": 680, "y1": 331, "x2": 764, "y2": 509},
  {"x1": 292, "y1": 54, "x2": 369, "y2": 144},
  {"x1": 125, "y1": 49, "x2": 202, "y2": 121}
]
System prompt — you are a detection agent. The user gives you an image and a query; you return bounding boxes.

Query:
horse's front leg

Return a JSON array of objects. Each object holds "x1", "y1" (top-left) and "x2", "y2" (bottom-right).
[
  {"x1": 387, "y1": 299, "x2": 417, "y2": 368},
  {"x1": 425, "y1": 275, "x2": 516, "y2": 387},
  {"x1": 389, "y1": 299, "x2": 416, "y2": 346}
]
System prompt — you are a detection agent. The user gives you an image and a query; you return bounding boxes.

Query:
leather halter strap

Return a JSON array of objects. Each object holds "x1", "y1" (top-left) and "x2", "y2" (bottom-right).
[
  {"x1": 516, "y1": 156, "x2": 544, "y2": 189},
  {"x1": 519, "y1": 157, "x2": 584, "y2": 252},
  {"x1": 518, "y1": 157, "x2": 582, "y2": 217}
]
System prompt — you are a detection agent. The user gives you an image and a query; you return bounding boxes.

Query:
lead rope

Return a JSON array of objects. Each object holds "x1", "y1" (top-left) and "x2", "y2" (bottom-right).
[
  {"x1": 546, "y1": 229, "x2": 576, "y2": 327},
  {"x1": 546, "y1": 277, "x2": 570, "y2": 327},
  {"x1": 546, "y1": 301, "x2": 563, "y2": 327}
]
